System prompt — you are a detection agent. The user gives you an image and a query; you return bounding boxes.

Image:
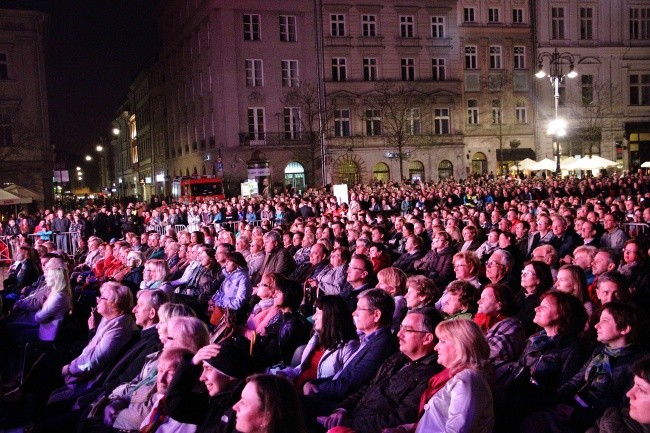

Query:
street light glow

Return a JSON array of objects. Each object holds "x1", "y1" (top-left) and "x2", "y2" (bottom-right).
[
  {"x1": 85, "y1": 155, "x2": 92, "y2": 161},
  {"x1": 112, "y1": 127, "x2": 120, "y2": 136},
  {"x1": 96, "y1": 145, "x2": 103, "y2": 152},
  {"x1": 547, "y1": 118, "x2": 567, "y2": 137}
]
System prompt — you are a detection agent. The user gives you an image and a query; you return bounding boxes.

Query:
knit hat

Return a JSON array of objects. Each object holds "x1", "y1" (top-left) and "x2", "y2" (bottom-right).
[{"x1": 203, "y1": 337, "x2": 252, "y2": 379}]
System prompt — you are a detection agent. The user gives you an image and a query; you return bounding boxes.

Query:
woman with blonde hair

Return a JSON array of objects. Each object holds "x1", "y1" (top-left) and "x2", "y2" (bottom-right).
[
  {"x1": 376, "y1": 267, "x2": 407, "y2": 332},
  {"x1": 554, "y1": 264, "x2": 593, "y2": 320},
  {"x1": 387, "y1": 319, "x2": 494, "y2": 433}
]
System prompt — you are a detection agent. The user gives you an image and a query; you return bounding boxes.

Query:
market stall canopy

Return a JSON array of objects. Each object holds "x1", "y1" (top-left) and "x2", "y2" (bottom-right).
[
  {"x1": 0, "y1": 189, "x2": 30, "y2": 205},
  {"x1": 564, "y1": 156, "x2": 618, "y2": 170},
  {"x1": 3, "y1": 183, "x2": 41, "y2": 202},
  {"x1": 641, "y1": 161, "x2": 650, "y2": 168},
  {"x1": 509, "y1": 158, "x2": 537, "y2": 171},
  {"x1": 530, "y1": 158, "x2": 557, "y2": 171}
]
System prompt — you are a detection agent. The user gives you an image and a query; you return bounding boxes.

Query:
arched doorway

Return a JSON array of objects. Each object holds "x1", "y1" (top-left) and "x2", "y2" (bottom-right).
[
  {"x1": 338, "y1": 160, "x2": 360, "y2": 185},
  {"x1": 372, "y1": 162, "x2": 390, "y2": 183},
  {"x1": 438, "y1": 160, "x2": 453, "y2": 179},
  {"x1": 408, "y1": 160, "x2": 425, "y2": 182},
  {"x1": 284, "y1": 161, "x2": 305, "y2": 191},
  {"x1": 471, "y1": 152, "x2": 487, "y2": 175}
]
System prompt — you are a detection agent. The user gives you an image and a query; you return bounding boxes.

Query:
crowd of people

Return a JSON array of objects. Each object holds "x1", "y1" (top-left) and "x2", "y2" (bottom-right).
[{"x1": 1, "y1": 171, "x2": 650, "y2": 433}]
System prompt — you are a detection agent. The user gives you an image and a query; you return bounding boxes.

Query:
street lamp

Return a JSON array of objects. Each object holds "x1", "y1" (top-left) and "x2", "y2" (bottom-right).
[
  {"x1": 536, "y1": 48, "x2": 577, "y2": 175},
  {"x1": 85, "y1": 155, "x2": 92, "y2": 161}
]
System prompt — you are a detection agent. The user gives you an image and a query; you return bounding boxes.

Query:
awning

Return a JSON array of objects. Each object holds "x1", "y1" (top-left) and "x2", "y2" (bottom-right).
[
  {"x1": 0, "y1": 189, "x2": 30, "y2": 205},
  {"x1": 3, "y1": 184, "x2": 41, "y2": 202}
]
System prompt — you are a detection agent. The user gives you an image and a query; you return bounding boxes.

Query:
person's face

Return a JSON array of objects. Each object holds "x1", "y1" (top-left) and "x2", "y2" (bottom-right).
[
  {"x1": 330, "y1": 250, "x2": 345, "y2": 267},
  {"x1": 233, "y1": 382, "x2": 266, "y2": 433},
  {"x1": 225, "y1": 259, "x2": 238, "y2": 273},
  {"x1": 292, "y1": 234, "x2": 302, "y2": 247},
  {"x1": 595, "y1": 309, "x2": 628, "y2": 347},
  {"x1": 623, "y1": 243, "x2": 639, "y2": 264},
  {"x1": 592, "y1": 252, "x2": 613, "y2": 276},
  {"x1": 572, "y1": 251, "x2": 591, "y2": 269},
  {"x1": 404, "y1": 237, "x2": 415, "y2": 253},
  {"x1": 596, "y1": 280, "x2": 619, "y2": 304},
  {"x1": 313, "y1": 307, "x2": 324, "y2": 333},
  {"x1": 200, "y1": 250, "x2": 212, "y2": 267},
  {"x1": 346, "y1": 259, "x2": 367, "y2": 284},
  {"x1": 309, "y1": 246, "x2": 325, "y2": 265},
  {"x1": 273, "y1": 289, "x2": 285, "y2": 308},
  {"x1": 156, "y1": 356, "x2": 178, "y2": 394},
  {"x1": 515, "y1": 223, "x2": 527, "y2": 239},
  {"x1": 442, "y1": 292, "x2": 464, "y2": 315},
  {"x1": 462, "y1": 229, "x2": 473, "y2": 242},
  {"x1": 498, "y1": 234, "x2": 509, "y2": 249},
  {"x1": 352, "y1": 296, "x2": 378, "y2": 334},
  {"x1": 533, "y1": 296, "x2": 559, "y2": 329},
  {"x1": 216, "y1": 247, "x2": 228, "y2": 264},
  {"x1": 96, "y1": 288, "x2": 114, "y2": 317},
  {"x1": 404, "y1": 285, "x2": 426, "y2": 309},
  {"x1": 371, "y1": 229, "x2": 382, "y2": 243},
  {"x1": 521, "y1": 264, "x2": 540, "y2": 291},
  {"x1": 200, "y1": 363, "x2": 235, "y2": 397},
  {"x1": 487, "y1": 231, "x2": 499, "y2": 244},
  {"x1": 149, "y1": 236, "x2": 160, "y2": 248},
  {"x1": 164, "y1": 323, "x2": 185, "y2": 350},
  {"x1": 369, "y1": 246, "x2": 379, "y2": 259},
  {"x1": 485, "y1": 254, "x2": 506, "y2": 282},
  {"x1": 256, "y1": 279, "x2": 275, "y2": 300},
  {"x1": 397, "y1": 313, "x2": 431, "y2": 359},
  {"x1": 132, "y1": 292, "x2": 154, "y2": 327},
  {"x1": 477, "y1": 287, "x2": 500, "y2": 315},
  {"x1": 453, "y1": 258, "x2": 472, "y2": 280},
  {"x1": 142, "y1": 265, "x2": 154, "y2": 282},
  {"x1": 251, "y1": 240, "x2": 263, "y2": 254},
  {"x1": 434, "y1": 333, "x2": 457, "y2": 369},
  {"x1": 537, "y1": 218, "x2": 550, "y2": 232},
  {"x1": 603, "y1": 215, "x2": 617, "y2": 231},
  {"x1": 551, "y1": 220, "x2": 566, "y2": 237},
  {"x1": 263, "y1": 237, "x2": 277, "y2": 253},
  {"x1": 627, "y1": 375, "x2": 650, "y2": 424},
  {"x1": 555, "y1": 269, "x2": 575, "y2": 294}
]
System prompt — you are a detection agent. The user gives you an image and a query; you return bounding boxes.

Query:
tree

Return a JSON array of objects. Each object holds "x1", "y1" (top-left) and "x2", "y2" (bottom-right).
[
  {"x1": 568, "y1": 78, "x2": 623, "y2": 158},
  {"x1": 363, "y1": 82, "x2": 427, "y2": 180},
  {"x1": 282, "y1": 81, "x2": 331, "y2": 186}
]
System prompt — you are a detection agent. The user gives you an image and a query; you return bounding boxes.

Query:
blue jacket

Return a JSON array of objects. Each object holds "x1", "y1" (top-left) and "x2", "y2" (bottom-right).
[{"x1": 312, "y1": 326, "x2": 398, "y2": 401}]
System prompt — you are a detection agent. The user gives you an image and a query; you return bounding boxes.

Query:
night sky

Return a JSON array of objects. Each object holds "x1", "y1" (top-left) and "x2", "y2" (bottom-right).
[{"x1": 4, "y1": 0, "x2": 159, "y2": 158}]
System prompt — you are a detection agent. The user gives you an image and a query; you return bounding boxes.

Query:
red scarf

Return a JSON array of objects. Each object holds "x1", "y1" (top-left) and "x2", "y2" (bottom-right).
[
  {"x1": 418, "y1": 368, "x2": 453, "y2": 417},
  {"x1": 473, "y1": 313, "x2": 505, "y2": 333}
]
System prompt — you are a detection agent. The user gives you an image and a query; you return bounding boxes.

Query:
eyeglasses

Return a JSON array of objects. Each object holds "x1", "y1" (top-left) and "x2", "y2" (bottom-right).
[
  {"x1": 521, "y1": 270, "x2": 536, "y2": 277},
  {"x1": 355, "y1": 308, "x2": 375, "y2": 313},
  {"x1": 398, "y1": 325, "x2": 429, "y2": 334},
  {"x1": 349, "y1": 267, "x2": 366, "y2": 272},
  {"x1": 453, "y1": 264, "x2": 467, "y2": 268},
  {"x1": 623, "y1": 249, "x2": 638, "y2": 254},
  {"x1": 96, "y1": 296, "x2": 109, "y2": 302},
  {"x1": 486, "y1": 261, "x2": 504, "y2": 268}
]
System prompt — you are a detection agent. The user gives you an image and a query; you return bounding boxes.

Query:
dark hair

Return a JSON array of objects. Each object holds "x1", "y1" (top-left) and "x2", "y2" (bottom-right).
[
  {"x1": 245, "y1": 374, "x2": 306, "y2": 433},
  {"x1": 598, "y1": 271, "x2": 631, "y2": 303},
  {"x1": 408, "y1": 306, "x2": 443, "y2": 334},
  {"x1": 314, "y1": 295, "x2": 358, "y2": 350},
  {"x1": 225, "y1": 251, "x2": 248, "y2": 269},
  {"x1": 334, "y1": 247, "x2": 352, "y2": 263},
  {"x1": 274, "y1": 275, "x2": 303, "y2": 311},
  {"x1": 192, "y1": 230, "x2": 205, "y2": 244},
  {"x1": 597, "y1": 248, "x2": 621, "y2": 268},
  {"x1": 602, "y1": 302, "x2": 643, "y2": 345},
  {"x1": 483, "y1": 283, "x2": 517, "y2": 316},
  {"x1": 351, "y1": 254, "x2": 374, "y2": 276},
  {"x1": 371, "y1": 242, "x2": 387, "y2": 253},
  {"x1": 527, "y1": 260, "x2": 554, "y2": 294},
  {"x1": 540, "y1": 291, "x2": 587, "y2": 338},
  {"x1": 633, "y1": 356, "x2": 650, "y2": 382},
  {"x1": 358, "y1": 288, "x2": 395, "y2": 327},
  {"x1": 446, "y1": 280, "x2": 479, "y2": 312}
]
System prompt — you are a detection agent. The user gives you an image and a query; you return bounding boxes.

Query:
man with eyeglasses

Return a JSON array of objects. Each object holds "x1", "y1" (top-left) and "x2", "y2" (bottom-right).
[
  {"x1": 302, "y1": 289, "x2": 398, "y2": 424},
  {"x1": 600, "y1": 213, "x2": 628, "y2": 252},
  {"x1": 320, "y1": 307, "x2": 443, "y2": 433},
  {"x1": 528, "y1": 215, "x2": 554, "y2": 258},
  {"x1": 340, "y1": 255, "x2": 375, "y2": 312},
  {"x1": 485, "y1": 249, "x2": 518, "y2": 289}
]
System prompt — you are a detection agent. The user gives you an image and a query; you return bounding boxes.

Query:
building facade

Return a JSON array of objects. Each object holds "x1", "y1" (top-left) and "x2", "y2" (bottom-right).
[
  {"x1": 0, "y1": 8, "x2": 52, "y2": 207},
  {"x1": 534, "y1": 0, "x2": 650, "y2": 169}
]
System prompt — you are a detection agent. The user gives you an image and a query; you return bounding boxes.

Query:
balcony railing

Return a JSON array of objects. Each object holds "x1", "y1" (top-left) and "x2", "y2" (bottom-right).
[{"x1": 238, "y1": 131, "x2": 316, "y2": 147}]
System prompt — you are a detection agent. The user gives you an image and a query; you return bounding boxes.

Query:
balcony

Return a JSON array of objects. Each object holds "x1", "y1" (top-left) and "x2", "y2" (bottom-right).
[{"x1": 238, "y1": 131, "x2": 316, "y2": 147}]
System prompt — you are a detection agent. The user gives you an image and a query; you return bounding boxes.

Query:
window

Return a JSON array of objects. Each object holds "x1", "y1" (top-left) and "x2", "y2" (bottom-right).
[
  {"x1": 283, "y1": 107, "x2": 301, "y2": 139},
  {"x1": 0, "y1": 53, "x2": 7, "y2": 80},
  {"x1": 372, "y1": 162, "x2": 390, "y2": 183},
  {"x1": 243, "y1": 14, "x2": 260, "y2": 41},
  {"x1": 0, "y1": 114, "x2": 12, "y2": 146},
  {"x1": 431, "y1": 58, "x2": 446, "y2": 80},
  {"x1": 331, "y1": 57, "x2": 347, "y2": 81},
  {"x1": 513, "y1": 46, "x2": 525, "y2": 69},
  {"x1": 515, "y1": 101, "x2": 527, "y2": 123},
  {"x1": 399, "y1": 16, "x2": 414, "y2": 38},
  {"x1": 365, "y1": 109, "x2": 381, "y2": 136},
  {"x1": 630, "y1": 8, "x2": 650, "y2": 40},
  {"x1": 465, "y1": 46, "x2": 477, "y2": 69},
  {"x1": 431, "y1": 16, "x2": 444, "y2": 38},
  {"x1": 281, "y1": 60, "x2": 299, "y2": 87},
  {"x1": 488, "y1": 8, "x2": 500, "y2": 23},
  {"x1": 407, "y1": 108, "x2": 421, "y2": 135},
  {"x1": 361, "y1": 15, "x2": 377, "y2": 37},
  {"x1": 401, "y1": 58, "x2": 415, "y2": 81},
  {"x1": 630, "y1": 74, "x2": 650, "y2": 105},
  {"x1": 438, "y1": 160, "x2": 453, "y2": 179},
  {"x1": 363, "y1": 58, "x2": 378, "y2": 81},
  {"x1": 582, "y1": 75, "x2": 594, "y2": 105},
  {"x1": 247, "y1": 108, "x2": 265, "y2": 140},
  {"x1": 334, "y1": 109, "x2": 351, "y2": 137},
  {"x1": 280, "y1": 15, "x2": 297, "y2": 42},
  {"x1": 580, "y1": 8, "x2": 593, "y2": 40},
  {"x1": 489, "y1": 46, "x2": 502, "y2": 69},
  {"x1": 463, "y1": 7, "x2": 476, "y2": 23},
  {"x1": 552, "y1": 7, "x2": 565, "y2": 40},
  {"x1": 245, "y1": 59, "x2": 263, "y2": 87},
  {"x1": 512, "y1": 8, "x2": 524, "y2": 24},
  {"x1": 434, "y1": 109, "x2": 450, "y2": 134},
  {"x1": 330, "y1": 14, "x2": 346, "y2": 36},
  {"x1": 467, "y1": 99, "x2": 479, "y2": 125},
  {"x1": 491, "y1": 99, "x2": 502, "y2": 124}
]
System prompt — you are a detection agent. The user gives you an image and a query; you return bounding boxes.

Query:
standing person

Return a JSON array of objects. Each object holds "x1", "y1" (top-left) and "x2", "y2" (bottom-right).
[{"x1": 51, "y1": 209, "x2": 71, "y2": 253}]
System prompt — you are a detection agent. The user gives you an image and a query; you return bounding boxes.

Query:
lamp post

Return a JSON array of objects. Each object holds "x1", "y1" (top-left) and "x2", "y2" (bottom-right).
[{"x1": 536, "y1": 48, "x2": 577, "y2": 175}]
